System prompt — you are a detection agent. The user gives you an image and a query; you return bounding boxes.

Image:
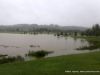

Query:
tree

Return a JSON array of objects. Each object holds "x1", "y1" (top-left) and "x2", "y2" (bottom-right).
[
  {"x1": 16, "y1": 28, "x2": 19, "y2": 31},
  {"x1": 64, "y1": 32, "x2": 68, "y2": 36},
  {"x1": 74, "y1": 31, "x2": 77, "y2": 36},
  {"x1": 91, "y1": 24, "x2": 99, "y2": 36},
  {"x1": 81, "y1": 32, "x2": 85, "y2": 36},
  {"x1": 84, "y1": 24, "x2": 100, "y2": 37},
  {"x1": 60, "y1": 32, "x2": 63, "y2": 35},
  {"x1": 57, "y1": 33, "x2": 60, "y2": 36},
  {"x1": 95, "y1": 24, "x2": 99, "y2": 37}
]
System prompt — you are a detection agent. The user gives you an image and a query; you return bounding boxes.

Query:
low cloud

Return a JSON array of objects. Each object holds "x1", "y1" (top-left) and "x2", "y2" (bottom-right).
[{"x1": 0, "y1": 0, "x2": 100, "y2": 27}]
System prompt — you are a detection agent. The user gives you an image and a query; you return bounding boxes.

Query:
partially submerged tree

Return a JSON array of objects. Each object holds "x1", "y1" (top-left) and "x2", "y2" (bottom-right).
[{"x1": 74, "y1": 31, "x2": 77, "y2": 36}]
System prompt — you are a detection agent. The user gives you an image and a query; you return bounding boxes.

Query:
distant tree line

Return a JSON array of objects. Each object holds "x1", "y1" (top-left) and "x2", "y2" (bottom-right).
[
  {"x1": 80, "y1": 24, "x2": 100, "y2": 37},
  {"x1": 0, "y1": 24, "x2": 87, "y2": 33}
]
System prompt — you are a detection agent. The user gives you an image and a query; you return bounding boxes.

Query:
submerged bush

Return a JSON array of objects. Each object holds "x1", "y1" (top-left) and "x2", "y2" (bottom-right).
[
  {"x1": 0, "y1": 54, "x2": 8, "y2": 57},
  {"x1": 26, "y1": 50, "x2": 54, "y2": 58},
  {"x1": 25, "y1": 51, "x2": 35, "y2": 57},
  {"x1": 35, "y1": 50, "x2": 48, "y2": 58},
  {"x1": 57, "y1": 33, "x2": 60, "y2": 36},
  {"x1": 0, "y1": 55, "x2": 24, "y2": 64},
  {"x1": 76, "y1": 45, "x2": 100, "y2": 50},
  {"x1": 15, "y1": 55, "x2": 24, "y2": 61}
]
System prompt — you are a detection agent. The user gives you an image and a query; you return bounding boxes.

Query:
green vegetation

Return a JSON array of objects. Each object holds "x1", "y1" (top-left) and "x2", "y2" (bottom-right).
[
  {"x1": 0, "y1": 24, "x2": 87, "y2": 33},
  {"x1": 0, "y1": 50, "x2": 53, "y2": 64},
  {"x1": 25, "y1": 50, "x2": 54, "y2": 58},
  {"x1": 72, "y1": 36, "x2": 100, "y2": 50},
  {"x1": 0, "y1": 55, "x2": 24, "y2": 64},
  {"x1": 70, "y1": 24, "x2": 100, "y2": 50},
  {"x1": 64, "y1": 32, "x2": 68, "y2": 36},
  {"x1": 57, "y1": 33, "x2": 60, "y2": 36},
  {"x1": 0, "y1": 24, "x2": 100, "y2": 75},
  {"x1": 0, "y1": 51, "x2": 100, "y2": 75},
  {"x1": 76, "y1": 45, "x2": 99, "y2": 50},
  {"x1": 80, "y1": 24, "x2": 100, "y2": 37},
  {"x1": 74, "y1": 31, "x2": 77, "y2": 36},
  {"x1": 0, "y1": 54, "x2": 8, "y2": 57}
]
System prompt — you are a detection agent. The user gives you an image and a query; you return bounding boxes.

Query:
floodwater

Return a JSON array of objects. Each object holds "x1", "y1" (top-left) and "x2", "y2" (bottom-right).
[{"x1": 0, "y1": 33, "x2": 96, "y2": 57}]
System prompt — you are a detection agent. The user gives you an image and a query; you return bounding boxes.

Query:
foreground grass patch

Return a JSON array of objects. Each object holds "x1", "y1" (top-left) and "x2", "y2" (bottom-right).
[{"x1": 0, "y1": 51, "x2": 100, "y2": 75}]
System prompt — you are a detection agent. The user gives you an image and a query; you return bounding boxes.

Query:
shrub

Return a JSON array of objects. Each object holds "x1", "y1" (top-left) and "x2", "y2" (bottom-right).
[
  {"x1": 0, "y1": 55, "x2": 24, "y2": 64},
  {"x1": 25, "y1": 51, "x2": 35, "y2": 57},
  {"x1": 26, "y1": 50, "x2": 54, "y2": 58},
  {"x1": 0, "y1": 54, "x2": 8, "y2": 57},
  {"x1": 57, "y1": 33, "x2": 60, "y2": 36},
  {"x1": 15, "y1": 55, "x2": 24, "y2": 61},
  {"x1": 35, "y1": 50, "x2": 47, "y2": 58}
]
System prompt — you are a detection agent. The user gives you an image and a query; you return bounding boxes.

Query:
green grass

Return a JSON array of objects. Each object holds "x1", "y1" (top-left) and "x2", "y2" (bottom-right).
[
  {"x1": 72, "y1": 36, "x2": 100, "y2": 41},
  {"x1": 72, "y1": 36, "x2": 100, "y2": 50},
  {"x1": 0, "y1": 51, "x2": 100, "y2": 75}
]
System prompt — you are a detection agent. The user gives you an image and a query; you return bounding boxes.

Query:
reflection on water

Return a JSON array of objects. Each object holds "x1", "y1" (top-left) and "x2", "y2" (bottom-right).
[
  {"x1": 0, "y1": 33, "x2": 96, "y2": 57},
  {"x1": 65, "y1": 37, "x2": 67, "y2": 40},
  {"x1": 74, "y1": 38, "x2": 77, "y2": 41}
]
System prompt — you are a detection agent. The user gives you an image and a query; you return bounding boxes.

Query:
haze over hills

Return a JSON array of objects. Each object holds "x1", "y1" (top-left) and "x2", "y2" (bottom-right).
[{"x1": 0, "y1": 24, "x2": 88, "y2": 32}]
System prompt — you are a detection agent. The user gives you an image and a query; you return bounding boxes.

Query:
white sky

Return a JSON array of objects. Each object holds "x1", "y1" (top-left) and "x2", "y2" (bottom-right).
[{"x1": 0, "y1": 0, "x2": 100, "y2": 27}]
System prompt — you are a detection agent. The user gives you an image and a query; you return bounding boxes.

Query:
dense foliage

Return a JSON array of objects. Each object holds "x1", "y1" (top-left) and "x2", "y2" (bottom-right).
[
  {"x1": 0, "y1": 55, "x2": 24, "y2": 64},
  {"x1": 0, "y1": 24, "x2": 87, "y2": 33},
  {"x1": 25, "y1": 50, "x2": 54, "y2": 58},
  {"x1": 81, "y1": 24, "x2": 100, "y2": 37}
]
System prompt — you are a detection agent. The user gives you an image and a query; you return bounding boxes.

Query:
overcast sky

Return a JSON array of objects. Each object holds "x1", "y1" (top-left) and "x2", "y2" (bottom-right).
[{"x1": 0, "y1": 0, "x2": 100, "y2": 27}]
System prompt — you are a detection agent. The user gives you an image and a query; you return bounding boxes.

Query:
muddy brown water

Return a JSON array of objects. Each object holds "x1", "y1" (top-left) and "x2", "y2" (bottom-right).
[{"x1": 0, "y1": 33, "x2": 97, "y2": 57}]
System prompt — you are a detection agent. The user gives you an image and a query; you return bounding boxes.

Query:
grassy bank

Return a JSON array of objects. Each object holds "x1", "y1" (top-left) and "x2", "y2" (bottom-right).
[
  {"x1": 72, "y1": 36, "x2": 100, "y2": 41},
  {"x1": 72, "y1": 36, "x2": 100, "y2": 50},
  {"x1": 0, "y1": 51, "x2": 100, "y2": 75}
]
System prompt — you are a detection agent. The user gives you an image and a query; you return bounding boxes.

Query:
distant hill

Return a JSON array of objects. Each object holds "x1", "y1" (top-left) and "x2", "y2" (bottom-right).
[
  {"x1": 0, "y1": 24, "x2": 88, "y2": 31},
  {"x1": 60, "y1": 26, "x2": 88, "y2": 31}
]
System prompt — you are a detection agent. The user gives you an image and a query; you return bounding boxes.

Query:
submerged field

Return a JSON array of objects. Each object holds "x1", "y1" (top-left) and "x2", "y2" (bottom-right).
[
  {"x1": 0, "y1": 34, "x2": 100, "y2": 75},
  {"x1": 0, "y1": 51, "x2": 100, "y2": 75},
  {"x1": 0, "y1": 33, "x2": 92, "y2": 57}
]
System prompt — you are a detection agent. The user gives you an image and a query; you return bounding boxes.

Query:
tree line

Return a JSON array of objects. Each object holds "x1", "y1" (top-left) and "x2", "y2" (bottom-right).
[
  {"x1": 81, "y1": 24, "x2": 100, "y2": 37},
  {"x1": 0, "y1": 24, "x2": 87, "y2": 32}
]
